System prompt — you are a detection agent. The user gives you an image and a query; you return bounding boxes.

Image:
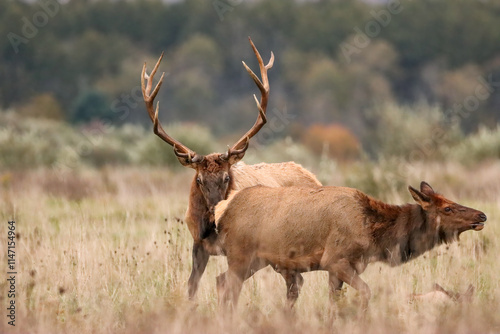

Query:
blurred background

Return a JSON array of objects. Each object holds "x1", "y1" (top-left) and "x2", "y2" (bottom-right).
[
  {"x1": 2, "y1": 2, "x2": 500, "y2": 333},
  {"x1": 1, "y1": 0, "x2": 499, "y2": 188}
]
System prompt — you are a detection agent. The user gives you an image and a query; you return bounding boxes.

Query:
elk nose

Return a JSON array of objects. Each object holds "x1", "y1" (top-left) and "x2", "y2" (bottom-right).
[{"x1": 478, "y1": 213, "x2": 487, "y2": 222}]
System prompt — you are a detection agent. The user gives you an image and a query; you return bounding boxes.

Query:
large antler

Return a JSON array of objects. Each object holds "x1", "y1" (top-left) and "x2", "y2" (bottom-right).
[
  {"x1": 221, "y1": 37, "x2": 274, "y2": 161},
  {"x1": 141, "y1": 53, "x2": 204, "y2": 166}
]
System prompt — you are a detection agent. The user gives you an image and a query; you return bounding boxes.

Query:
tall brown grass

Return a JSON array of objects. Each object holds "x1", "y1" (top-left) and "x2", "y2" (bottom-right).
[{"x1": 0, "y1": 163, "x2": 499, "y2": 334}]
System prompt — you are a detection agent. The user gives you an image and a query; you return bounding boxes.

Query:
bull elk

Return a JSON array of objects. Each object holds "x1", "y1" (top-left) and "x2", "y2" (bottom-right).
[
  {"x1": 215, "y1": 182, "x2": 487, "y2": 310},
  {"x1": 141, "y1": 38, "x2": 321, "y2": 299}
]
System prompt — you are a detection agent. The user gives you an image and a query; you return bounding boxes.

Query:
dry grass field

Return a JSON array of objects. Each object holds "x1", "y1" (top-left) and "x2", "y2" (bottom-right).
[{"x1": 1, "y1": 162, "x2": 499, "y2": 334}]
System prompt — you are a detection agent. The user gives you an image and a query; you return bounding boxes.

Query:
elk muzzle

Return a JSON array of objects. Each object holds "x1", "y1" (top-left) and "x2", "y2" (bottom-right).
[{"x1": 471, "y1": 212, "x2": 487, "y2": 231}]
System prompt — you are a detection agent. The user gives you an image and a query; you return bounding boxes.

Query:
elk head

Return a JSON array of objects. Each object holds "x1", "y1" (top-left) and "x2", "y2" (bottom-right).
[
  {"x1": 141, "y1": 38, "x2": 274, "y2": 238},
  {"x1": 409, "y1": 181, "x2": 487, "y2": 242}
]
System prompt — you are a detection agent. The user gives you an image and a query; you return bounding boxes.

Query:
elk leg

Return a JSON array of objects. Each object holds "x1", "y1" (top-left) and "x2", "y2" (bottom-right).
[
  {"x1": 328, "y1": 259, "x2": 371, "y2": 312},
  {"x1": 328, "y1": 273, "x2": 344, "y2": 302},
  {"x1": 282, "y1": 272, "x2": 304, "y2": 308},
  {"x1": 217, "y1": 269, "x2": 244, "y2": 312},
  {"x1": 217, "y1": 256, "x2": 266, "y2": 311},
  {"x1": 328, "y1": 273, "x2": 344, "y2": 320},
  {"x1": 188, "y1": 242, "x2": 210, "y2": 299},
  {"x1": 216, "y1": 271, "x2": 227, "y2": 303}
]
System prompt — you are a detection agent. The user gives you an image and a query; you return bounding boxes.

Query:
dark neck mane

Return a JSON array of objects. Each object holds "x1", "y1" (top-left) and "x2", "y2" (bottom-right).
[
  {"x1": 186, "y1": 176, "x2": 209, "y2": 241},
  {"x1": 186, "y1": 168, "x2": 237, "y2": 242},
  {"x1": 356, "y1": 191, "x2": 445, "y2": 265}
]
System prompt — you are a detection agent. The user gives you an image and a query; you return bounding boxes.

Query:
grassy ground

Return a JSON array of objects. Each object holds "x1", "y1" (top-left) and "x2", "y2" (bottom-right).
[{"x1": 1, "y1": 163, "x2": 499, "y2": 334}]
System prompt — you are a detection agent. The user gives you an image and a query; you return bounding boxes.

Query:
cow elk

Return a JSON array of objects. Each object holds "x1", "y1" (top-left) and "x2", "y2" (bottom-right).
[
  {"x1": 141, "y1": 38, "x2": 321, "y2": 299},
  {"x1": 215, "y1": 182, "x2": 487, "y2": 311}
]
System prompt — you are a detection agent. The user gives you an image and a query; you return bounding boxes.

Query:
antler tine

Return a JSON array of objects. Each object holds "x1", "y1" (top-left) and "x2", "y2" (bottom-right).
[
  {"x1": 141, "y1": 53, "x2": 199, "y2": 162},
  {"x1": 243, "y1": 37, "x2": 274, "y2": 93},
  {"x1": 226, "y1": 37, "x2": 274, "y2": 157}
]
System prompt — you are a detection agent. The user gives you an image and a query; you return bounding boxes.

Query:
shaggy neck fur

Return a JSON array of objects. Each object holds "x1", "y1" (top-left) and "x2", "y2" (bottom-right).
[
  {"x1": 186, "y1": 155, "x2": 235, "y2": 242},
  {"x1": 357, "y1": 192, "x2": 449, "y2": 266}
]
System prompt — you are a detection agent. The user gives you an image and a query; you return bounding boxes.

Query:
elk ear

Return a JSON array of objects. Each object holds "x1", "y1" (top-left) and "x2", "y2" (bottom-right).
[
  {"x1": 221, "y1": 139, "x2": 249, "y2": 165},
  {"x1": 176, "y1": 156, "x2": 198, "y2": 169},
  {"x1": 420, "y1": 181, "x2": 435, "y2": 196},
  {"x1": 409, "y1": 185, "x2": 431, "y2": 209},
  {"x1": 175, "y1": 151, "x2": 204, "y2": 169},
  {"x1": 219, "y1": 152, "x2": 244, "y2": 165},
  {"x1": 226, "y1": 151, "x2": 245, "y2": 165}
]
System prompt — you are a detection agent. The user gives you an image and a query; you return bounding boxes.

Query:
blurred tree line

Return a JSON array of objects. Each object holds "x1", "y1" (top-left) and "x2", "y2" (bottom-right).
[{"x1": 2, "y1": 0, "x2": 500, "y2": 154}]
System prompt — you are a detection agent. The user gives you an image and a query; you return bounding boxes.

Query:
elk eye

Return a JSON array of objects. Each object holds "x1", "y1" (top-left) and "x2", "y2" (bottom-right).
[
  {"x1": 444, "y1": 207, "x2": 452, "y2": 213},
  {"x1": 196, "y1": 177, "x2": 202, "y2": 185},
  {"x1": 224, "y1": 175, "x2": 230, "y2": 183}
]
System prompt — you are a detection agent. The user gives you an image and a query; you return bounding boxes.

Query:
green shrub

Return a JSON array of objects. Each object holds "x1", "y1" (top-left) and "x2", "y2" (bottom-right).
[
  {"x1": 366, "y1": 102, "x2": 463, "y2": 161},
  {"x1": 244, "y1": 137, "x2": 317, "y2": 166},
  {"x1": 71, "y1": 90, "x2": 114, "y2": 124},
  {"x1": 0, "y1": 110, "x2": 221, "y2": 170},
  {"x1": 82, "y1": 142, "x2": 131, "y2": 167},
  {"x1": 132, "y1": 123, "x2": 218, "y2": 168},
  {"x1": 449, "y1": 124, "x2": 500, "y2": 165},
  {"x1": 18, "y1": 93, "x2": 65, "y2": 120},
  {"x1": 0, "y1": 112, "x2": 77, "y2": 169},
  {"x1": 344, "y1": 157, "x2": 407, "y2": 200}
]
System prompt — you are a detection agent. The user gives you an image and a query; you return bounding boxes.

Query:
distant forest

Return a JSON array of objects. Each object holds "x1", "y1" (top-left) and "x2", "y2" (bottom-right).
[{"x1": 2, "y1": 0, "x2": 500, "y2": 141}]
